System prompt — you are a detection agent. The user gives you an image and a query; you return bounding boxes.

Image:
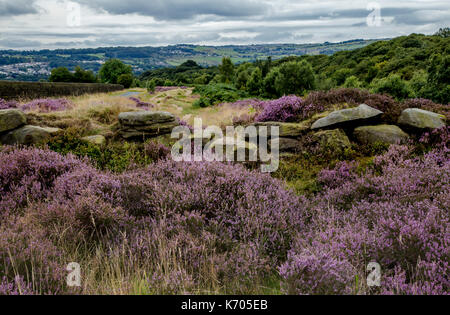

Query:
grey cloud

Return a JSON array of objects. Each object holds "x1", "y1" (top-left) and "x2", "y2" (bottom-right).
[
  {"x1": 74, "y1": 0, "x2": 269, "y2": 20},
  {"x1": 0, "y1": 0, "x2": 39, "y2": 16}
]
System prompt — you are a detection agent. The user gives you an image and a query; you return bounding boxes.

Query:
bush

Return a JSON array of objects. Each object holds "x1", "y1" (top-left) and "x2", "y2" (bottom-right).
[
  {"x1": 0, "y1": 147, "x2": 303, "y2": 294},
  {"x1": 281, "y1": 140, "x2": 450, "y2": 295},
  {"x1": 193, "y1": 84, "x2": 248, "y2": 107},
  {"x1": 21, "y1": 98, "x2": 74, "y2": 113},
  {"x1": 117, "y1": 74, "x2": 134, "y2": 88},
  {"x1": 255, "y1": 96, "x2": 307, "y2": 122},
  {"x1": 371, "y1": 74, "x2": 414, "y2": 100},
  {"x1": 0, "y1": 98, "x2": 19, "y2": 110}
]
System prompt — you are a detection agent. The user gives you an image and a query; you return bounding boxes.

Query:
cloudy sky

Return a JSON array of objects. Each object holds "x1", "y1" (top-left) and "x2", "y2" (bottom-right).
[{"x1": 0, "y1": 0, "x2": 449, "y2": 49}]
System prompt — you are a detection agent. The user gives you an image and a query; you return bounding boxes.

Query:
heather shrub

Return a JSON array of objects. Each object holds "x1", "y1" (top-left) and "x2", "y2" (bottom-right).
[
  {"x1": 21, "y1": 98, "x2": 74, "y2": 113},
  {"x1": 118, "y1": 160, "x2": 303, "y2": 260},
  {"x1": 281, "y1": 141, "x2": 449, "y2": 295},
  {"x1": 0, "y1": 147, "x2": 304, "y2": 294},
  {"x1": 0, "y1": 146, "x2": 87, "y2": 219},
  {"x1": 0, "y1": 219, "x2": 65, "y2": 294},
  {"x1": 0, "y1": 98, "x2": 19, "y2": 110},
  {"x1": 255, "y1": 95, "x2": 310, "y2": 122},
  {"x1": 143, "y1": 141, "x2": 171, "y2": 162},
  {"x1": 129, "y1": 97, "x2": 154, "y2": 109},
  {"x1": 0, "y1": 276, "x2": 34, "y2": 295}
]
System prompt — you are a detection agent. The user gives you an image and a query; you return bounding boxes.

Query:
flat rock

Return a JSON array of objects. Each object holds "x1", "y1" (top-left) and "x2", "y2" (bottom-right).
[
  {"x1": 82, "y1": 135, "x2": 106, "y2": 146},
  {"x1": 268, "y1": 137, "x2": 301, "y2": 152},
  {"x1": 398, "y1": 108, "x2": 446, "y2": 130},
  {"x1": 311, "y1": 104, "x2": 383, "y2": 130},
  {"x1": 120, "y1": 122, "x2": 179, "y2": 139},
  {"x1": 0, "y1": 125, "x2": 61, "y2": 145},
  {"x1": 0, "y1": 109, "x2": 27, "y2": 133},
  {"x1": 354, "y1": 125, "x2": 409, "y2": 145},
  {"x1": 252, "y1": 121, "x2": 309, "y2": 137},
  {"x1": 119, "y1": 111, "x2": 176, "y2": 126}
]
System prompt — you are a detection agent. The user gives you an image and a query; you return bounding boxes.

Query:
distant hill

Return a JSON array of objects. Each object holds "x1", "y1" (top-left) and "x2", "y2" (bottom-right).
[{"x1": 0, "y1": 40, "x2": 381, "y2": 81}]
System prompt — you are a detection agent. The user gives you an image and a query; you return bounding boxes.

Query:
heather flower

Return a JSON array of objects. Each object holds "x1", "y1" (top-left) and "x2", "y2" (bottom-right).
[
  {"x1": 0, "y1": 276, "x2": 34, "y2": 295},
  {"x1": 129, "y1": 97, "x2": 154, "y2": 109},
  {"x1": 21, "y1": 98, "x2": 74, "y2": 113},
  {"x1": 255, "y1": 95, "x2": 307, "y2": 122},
  {"x1": 281, "y1": 142, "x2": 449, "y2": 295},
  {"x1": 0, "y1": 98, "x2": 19, "y2": 110}
]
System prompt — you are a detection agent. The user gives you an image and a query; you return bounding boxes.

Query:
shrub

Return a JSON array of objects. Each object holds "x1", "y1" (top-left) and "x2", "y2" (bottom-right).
[
  {"x1": 281, "y1": 140, "x2": 450, "y2": 295},
  {"x1": 0, "y1": 98, "x2": 19, "y2": 110},
  {"x1": 129, "y1": 97, "x2": 154, "y2": 109},
  {"x1": 21, "y1": 98, "x2": 74, "y2": 113},
  {"x1": 0, "y1": 146, "x2": 87, "y2": 219},
  {"x1": 193, "y1": 84, "x2": 248, "y2": 107},
  {"x1": 371, "y1": 74, "x2": 414, "y2": 100},
  {"x1": 0, "y1": 147, "x2": 304, "y2": 294},
  {"x1": 117, "y1": 74, "x2": 134, "y2": 89}
]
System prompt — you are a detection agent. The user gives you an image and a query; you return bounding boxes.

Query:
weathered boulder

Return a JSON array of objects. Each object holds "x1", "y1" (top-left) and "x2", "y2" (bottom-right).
[
  {"x1": 354, "y1": 125, "x2": 409, "y2": 145},
  {"x1": 0, "y1": 109, "x2": 27, "y2": 133},
  {"x1": 252, "y1": 121, "x2": 309, "y2": 138},
  {"x1": 311, "y1": 104, "x2": 383, "y2": 130},
  {"x1": 119, "y1": 111, "x2": 175, "y2": 125},
  {"x1": 118, "y1": 111, "x2": 179, "y2": 139},
  {"x1": 82, "y1": 135, "x2": 106, "y2": 146},
  {"x1": 313, "y1": 129, "x2": 351, "y2": 154},
  {"x1": 398, "y1": 108, "x2": 446, "y2": 130},
  {"x1": 0, "y1": 125, "x2": 61, "y2": 145},
  {"x1": 268, "y1": 137, "x2": 301, "y2": 152}
]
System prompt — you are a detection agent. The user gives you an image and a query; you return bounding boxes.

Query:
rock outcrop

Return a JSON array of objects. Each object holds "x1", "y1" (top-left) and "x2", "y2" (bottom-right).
[
  {"x1": 118, "y1": 111, "x2": 179, "y2": 139},
  {"x1": 268, "y1": 138, "x2": 301, "y2": 152},
  {"x1": 311, "y1": 104, "x2": 383, "y2": 130},
  {"x1": 354, "y1": 125, "x2": 409, "y2": 145},
  {"x1": 313, "y1": 129, "x2": 351, "y2": 154},
  {"x1": 398, "y1": 108, "x2": 446, "y2": 130},
  {"x1": 0, "y1": 109, "x2": 26, "y2": 133},
  {"x1": 0, "y1": 125, "x2": 61, "y2": 145},
  {"x1": 252, "y1": 121, "x2": 309, "y2": 137}
]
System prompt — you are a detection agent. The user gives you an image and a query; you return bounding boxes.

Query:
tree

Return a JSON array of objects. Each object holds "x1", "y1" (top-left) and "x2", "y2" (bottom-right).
[
  {"x1": 117, "y1": 73, "x2": 134, "y2": 88},
  {"x1": 73, "y1": 66, "x2": 97, "y2": 83},
  {"x1": 247, "y1": 68, "x2": 263, "y2": 95},
  {"x1": 263, "y1": 67, "x2": 281, "y2": 98},
  {"x1": 274, "y1": 60, "x2": 316, "y2": 96},
  {"x1": 146, "y1": 79, "x2": 157, "y2": 93},
  {"x1": 219, "y1": 57, "x2": 235, "y2": 83},
  {"x1": 49, "y1": 67, "x2": 74, "y2": 82},
  {"x1": 99, "y1": 59, "x2": 133, "y2": 84}
]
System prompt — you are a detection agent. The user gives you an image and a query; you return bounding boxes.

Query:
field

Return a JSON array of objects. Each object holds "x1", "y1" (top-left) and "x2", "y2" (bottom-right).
[{"x1": 0, "y1": 85, "x2": 448, "y2": 295}]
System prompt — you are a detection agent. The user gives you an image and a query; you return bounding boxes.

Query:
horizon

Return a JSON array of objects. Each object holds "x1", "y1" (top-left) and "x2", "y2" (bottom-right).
[
  {"x1": 0, "y1": 0, "x2": 448, "y2": 50},
  {"x1": 0, "y1": 37, "x2": 389, "y2": 52}
]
